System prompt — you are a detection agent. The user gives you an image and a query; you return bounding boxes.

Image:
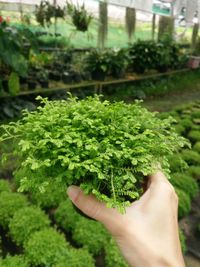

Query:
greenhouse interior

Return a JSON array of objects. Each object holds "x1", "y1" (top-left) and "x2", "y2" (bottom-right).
[{"x1": 0, "y1": 0, "x2": 200, "y2": 266}]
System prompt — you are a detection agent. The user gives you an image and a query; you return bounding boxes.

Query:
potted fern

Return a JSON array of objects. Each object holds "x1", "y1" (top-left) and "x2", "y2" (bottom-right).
[
  {"x1": 0, "y1": 96, "x2": 188, "y2": 213},
  {"x1": 66, "y1": 1, "x2": 92, "y2": 32}
]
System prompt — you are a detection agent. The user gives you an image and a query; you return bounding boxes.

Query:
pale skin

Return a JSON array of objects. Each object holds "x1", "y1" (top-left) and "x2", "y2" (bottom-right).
[{"x1": 67, "y1": 171, "x2": 186, "y2": 267}]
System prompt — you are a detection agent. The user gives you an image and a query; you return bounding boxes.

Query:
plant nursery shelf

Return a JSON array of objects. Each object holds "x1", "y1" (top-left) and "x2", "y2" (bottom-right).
[{"x1": 0, "y1": 69, "x2": 190, "y2": 99}]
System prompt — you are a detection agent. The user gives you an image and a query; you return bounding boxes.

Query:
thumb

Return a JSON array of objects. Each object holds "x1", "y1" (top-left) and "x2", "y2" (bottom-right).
[{"x1": 67, "y1": 186, "x2": 123, "y2": 234}]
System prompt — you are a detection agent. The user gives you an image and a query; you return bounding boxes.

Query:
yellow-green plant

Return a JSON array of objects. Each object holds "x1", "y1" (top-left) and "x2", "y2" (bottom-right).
[{"x1": 0, "y1": 96, "x2": 188, "y2": 212}]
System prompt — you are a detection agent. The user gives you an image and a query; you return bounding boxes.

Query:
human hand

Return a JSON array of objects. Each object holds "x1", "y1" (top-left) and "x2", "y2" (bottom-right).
[{"x1": 67, "y1": 171, "x2": 185, "y2": 267}]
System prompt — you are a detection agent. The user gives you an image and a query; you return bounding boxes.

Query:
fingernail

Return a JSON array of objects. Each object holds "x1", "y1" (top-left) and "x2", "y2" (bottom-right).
[{"x1": 67, "y1": 186, "x2": 80, "y2": 202}]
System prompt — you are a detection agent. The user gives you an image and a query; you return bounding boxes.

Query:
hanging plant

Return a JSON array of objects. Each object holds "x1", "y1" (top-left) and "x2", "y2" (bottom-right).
[
  {"x1": 158, "y1": 15, "x2": 174, "y2": 41},
  {"x1": 125, "y1": 7, "x2": 136, "y2": 42},
  {"x1": 35, "y1": 0, "x2": 65, "y2": 27},
  {"x1": 152, "y1": 13, "x2": 156, "y2": 40},
  {"x1": 191, "y1": 23, "x2": 199, "y2": 49},
  {"x1": 98, "y1": 1, "x2": 108, "y2": 49},
  {"x1": 66, "y1": 1, "x2": 92, "y2": 32}
]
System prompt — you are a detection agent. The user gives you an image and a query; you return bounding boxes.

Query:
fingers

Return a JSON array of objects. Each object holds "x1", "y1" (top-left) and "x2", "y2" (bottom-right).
[
  {"x1": 67, "y1": 186, "x2": 122, "y2": 234},
  {"x1": 142, "y1": 171, "x2": 178, "y2": 213}
]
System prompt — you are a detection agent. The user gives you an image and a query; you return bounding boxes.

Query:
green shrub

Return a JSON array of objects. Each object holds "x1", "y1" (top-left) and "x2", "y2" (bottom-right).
[
  {"x1": 0, "y1": 255, "x2": 29, "y2": 267},
  {"x1": 179, "y1": 229, "x2": 187, "y2": 253},
  {"x1": 0, "y1": 179, "x2": 11, "y2": 193},
  {"x1": 55, "y1": 199, "x2": 82, "y2": 232},
  {"x1": 188, "y1": 130, "x2": 200, "y2": 142},
  {"x1": 0, "y1": 192, "x2": 28, "y2": 228},
  {"x1": 9, "y1": 206, "x2": 51, "y2": 246},
  {"x1": 191, "y1": 124, "x2": 200, "y2": 130},
  {"x1": 174, "y1": 124, "x2": 185, "y2": 135},
  {"x1": 191, "y1": 111, "x2": 200, "y2": 119},
  {"x1": 179, "y1": 118, "x2": 193, "y2": 131},
  {"x1": 129, "y1": 40, "x2": 160, "y2": 73},
  {"x1": 181, "y1": 149, "x2": 200, "y2": 165},
  {"x1": 55, "y1": 248, "x2": 95, "y2": 267},
  {"x1": 24, "y1": 228, "x2": 69, "y2": 266},
  {"x1": 72, "y1": 217, "x2": 109, "y2": 255},
  {"x1": 0, "y1": 96, "x2": 187, "y2": 212},
  {"x1": 167, "y1": 155, "x2": 188, "y2": 173},
  {"x1": 175, "y1": 188, "x2": 191, "y2": 219},
  {"x1": 193, "y1": 142, "x2": 200, "y2": 153},
  {"x1": 105, "y1": 238, "x2": 128, "y2": 267},
  {"x1": 171, "y1": 173, "x2": 199, "y2": 199},
  {"x1": 187, "y1": 166, "x2": 200, "y2": 180}
]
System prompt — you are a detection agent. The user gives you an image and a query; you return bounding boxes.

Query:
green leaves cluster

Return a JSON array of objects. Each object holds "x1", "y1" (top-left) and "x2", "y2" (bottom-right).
[
  {"x1": 0, "y1": 255, "x2": 29, "y2": 267},
  {"x1": 9, "y1": 206, "x2": 51, "y2": 246},
  {"x1": 72, "y1": 217, "x2": 109, "y2": 255},
  {"x1": 0, "y1": 192, "x2": 28, "y2": 229},
  {"x1": 0, "y1": 22, "x2": 28, "y2": 77},
  {"x1": 67, "y1": 1, "x2": 93, "y2": 32},
  {"x1": 24, "y1": 228, "x2": 69, "y2": 266},
  {"x1": 0, "y1": 96, "x2": 187, "y2": 212}
]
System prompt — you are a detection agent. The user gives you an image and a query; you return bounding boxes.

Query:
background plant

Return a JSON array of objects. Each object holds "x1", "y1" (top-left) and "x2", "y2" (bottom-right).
[
  {"x1": 72, "y1": 217, "x2": 109, "y2": 255},
  {"x1": 24, "y1": 228, "x2": 70, "y2": 266},
  {"x1": 0, "y1": 192, "x2": 28, "y2": 229},
  {"x1": 9, "y1": 206, "x2": 51, "y2": 246},
  {"x1": 35, "y1": 0, "x2": 65, "y2": 27},
  {"x1": 67, "y1": 1, "x2": 92, "y2": 32}
]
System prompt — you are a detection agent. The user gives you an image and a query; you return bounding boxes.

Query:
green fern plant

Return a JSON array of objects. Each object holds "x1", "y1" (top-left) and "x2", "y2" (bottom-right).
[{"x1": 0, "y1": 96, "x2": 188, "y2": 212}]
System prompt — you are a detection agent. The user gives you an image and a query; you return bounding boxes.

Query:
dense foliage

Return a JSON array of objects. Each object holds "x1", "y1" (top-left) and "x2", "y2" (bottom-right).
[
  {"x1": 129, "y1": 39, "x2": 186, "y2": 74},
  {"x1": 0, "y1": 192, "x2": 28, "y2": 228},
  {"x1": 9, "y1": 206, "x2": 51, "y2": 246},
  {"x1": 54, "y1": 248, "x2": 95, "y2": 267},
  {"x1": 55, "y1": 199, "x2": 82, "y2": 232},
  {"x1": 24, "y1": 228, "x2": 69, "y2": 266},
  {"x1": 105, "y1": 238, "x2": 128, "y2": 267},
  {"x1": 0, "y1": 96, "x2": 187, "y2": 212},
  {"x1": 0, "y1": 255, "x2": 29, "y2": 267},
  {"x1": 72, "y1": 217, "x2": 109, "y2": 255},
  {"x1": 171, "y1": 173, "x2": 199, "y2": 199},
  {"x1": 175, "y1": 188, "x2": 191, "y2": 219},
  {"x1": 0, "y1": 179, "x2": 11, "y2": 193}
]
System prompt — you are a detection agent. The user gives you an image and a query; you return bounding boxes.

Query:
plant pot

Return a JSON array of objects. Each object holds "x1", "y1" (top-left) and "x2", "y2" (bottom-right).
[
  {"x1": 28, "y1": 80, "x2": 37, "y2": 90},
  {"x1": 49, "y1": 71, "x2": 61, "y2": 81},
  {"x1": 112, "y1": 69, "x2": 126, "y2": 79},
  {"x1": 91, "y1": 70, "x2": 106, "y2": 81},
  {"x1": 133, "y1": 66, "x2": 145, "y2": 74},
  {"x1": 71, "y1": 72, "x2": 82, "y2": 83},
  {"x1": 62, "y1": 72, "x2": 73, "y2": 84},
  {"x1": 187, "y1": 56, "x2": 200, "y2": 69},
  {"x1": 2, "y1": 79, "x2": 9, "y2": 93},
  {"x1": 39, "y1": 80, "x2": 49, "y2": 88},
  {"x1": 156, "y1": 65, "x2": 168, "y2": 73}
]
